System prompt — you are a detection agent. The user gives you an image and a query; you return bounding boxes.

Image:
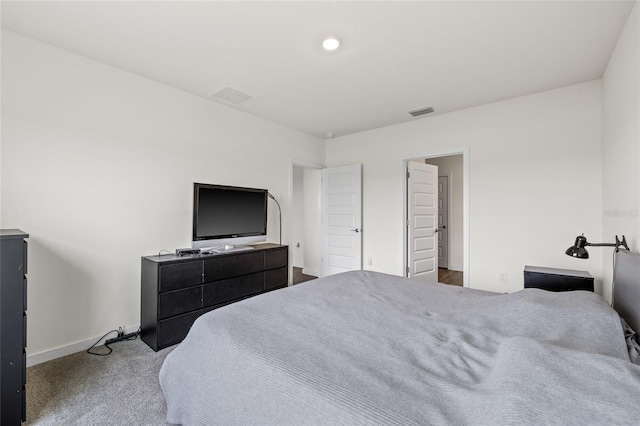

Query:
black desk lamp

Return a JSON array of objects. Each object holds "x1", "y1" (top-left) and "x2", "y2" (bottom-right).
[{"x1": 565, "y1": 234, "x2": 629, "y2": 259}]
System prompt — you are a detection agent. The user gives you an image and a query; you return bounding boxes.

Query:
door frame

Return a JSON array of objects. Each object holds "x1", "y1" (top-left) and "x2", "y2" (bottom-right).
[
  {"x1": 402, "y1": 147, "x2": 470, "y2": 287},
  {"x1": 289, "y1": 159, "x2": 324, "y2": 286}
]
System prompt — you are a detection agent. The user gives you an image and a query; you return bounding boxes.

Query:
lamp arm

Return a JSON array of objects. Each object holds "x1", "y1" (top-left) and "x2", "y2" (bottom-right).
[
  {"x1": 268, "y1": 192, "x2": 282, "y2": 246},
  {"x1": 586, "y1": 235, "x2": 629, "y2": 251}
]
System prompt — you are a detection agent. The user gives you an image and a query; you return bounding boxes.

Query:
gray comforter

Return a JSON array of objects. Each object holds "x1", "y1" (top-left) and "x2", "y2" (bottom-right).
[{"x1": 160, "y1": 270, "x2": 640, "y2": 425}]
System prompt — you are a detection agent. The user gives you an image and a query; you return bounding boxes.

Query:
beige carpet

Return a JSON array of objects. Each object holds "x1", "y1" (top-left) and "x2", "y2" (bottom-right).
[{"x1": 26, "y1": 338, "x2": 175, "y2": 425}]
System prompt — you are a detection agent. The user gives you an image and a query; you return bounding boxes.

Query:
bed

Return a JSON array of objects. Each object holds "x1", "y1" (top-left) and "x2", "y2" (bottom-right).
[{"x1": 159, "y1": 251, "x2": 640, "y2": 425}]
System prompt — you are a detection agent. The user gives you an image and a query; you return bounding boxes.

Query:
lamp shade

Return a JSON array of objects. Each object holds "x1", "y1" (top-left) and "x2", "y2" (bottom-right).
[{"x1": 566, "y1": 235, "x2": 589, "y2": 259}]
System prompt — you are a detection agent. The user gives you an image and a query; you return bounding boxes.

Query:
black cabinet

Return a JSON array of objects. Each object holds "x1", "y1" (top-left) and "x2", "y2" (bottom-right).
[
  {"x1": 141, "y1": 244, "x2": 288, "y2": 351},
  {"x1": 524, "y1": 265, "x2": 594, "y2": 292},
  {"x1": 1, "y1": 229, "x2": 29, "y2": 425}
]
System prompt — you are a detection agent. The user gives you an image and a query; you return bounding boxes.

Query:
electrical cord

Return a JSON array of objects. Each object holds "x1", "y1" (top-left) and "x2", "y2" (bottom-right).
[
  {"x1": 611, "y1": 248, "x2": 617, "y2": 307},
  {"x1": 87, "y1": 326, "x2": 142, "y2": 356},
  {"x1": 87, "y1": 329, "x2": 119, "y2": 356},
  {"x1": 127, "y1": 327, "x2": 142, "y2": 341}
]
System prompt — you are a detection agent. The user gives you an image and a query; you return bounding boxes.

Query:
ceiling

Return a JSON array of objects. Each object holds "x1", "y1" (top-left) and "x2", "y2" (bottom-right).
[{"x1": 1, "y1": 1, "x2": 635, "y2": 139}]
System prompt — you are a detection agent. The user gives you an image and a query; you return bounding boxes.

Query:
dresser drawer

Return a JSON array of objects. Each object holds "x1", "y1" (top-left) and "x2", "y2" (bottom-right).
[
  {"x1": 524, "y1": 266, "x2": 594, "y2": 292},
  {"x1": 265, "y1": 247, "x2": 288, "y2": 270},
  {"x1": 159, "y1": 261, "x2": 203, "y2": 292},
  {"x1": 21, "y1": 384, "x2": 26, "y2": 422},
  {"x1": 158, "y1": 310, "x2": 203, "y2": 348},
  {"x1": 265, "y1": 267, "x2": 288, "y2": 290},
  {"x1": 22, "y1": 350, "x2": 26, "y2": 386},
  {"x1": 158, "y1": 287, "x2": 203, "y2": 320},
  {"x1": 204, "y1": 251, "x2": 264, "y2": 281},
  {"x1": 23, "y1": 240, "x2": 28, "y2": 274},
  {"x1": 203, "y1": 272, "x2": 264, "y2": 306},
  {"x1": 23, "y1": 313, "x2": 27, "y2": 348}
]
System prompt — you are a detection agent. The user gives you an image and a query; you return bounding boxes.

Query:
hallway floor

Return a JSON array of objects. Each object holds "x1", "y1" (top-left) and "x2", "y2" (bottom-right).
[
  {"x1": 293, "y1": 267, "x2": 317, "y2": 285},
  {"x1": 438, "y1": 268, "x2": 463, "y2": 286}
]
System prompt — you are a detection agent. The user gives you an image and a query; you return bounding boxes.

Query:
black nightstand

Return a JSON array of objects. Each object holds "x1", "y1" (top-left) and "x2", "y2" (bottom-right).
[{"x1": 524, "y1": 265, "x2": 594, "y2": 292}]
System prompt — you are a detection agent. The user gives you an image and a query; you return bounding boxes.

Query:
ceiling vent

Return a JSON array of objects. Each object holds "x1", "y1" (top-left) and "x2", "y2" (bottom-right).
[
  {"x1": 210, "y1": 86, "x2": 254, "y2": 105},
  {"x1": 408, "y1": 106, "x2": 435, "y2": 117}
]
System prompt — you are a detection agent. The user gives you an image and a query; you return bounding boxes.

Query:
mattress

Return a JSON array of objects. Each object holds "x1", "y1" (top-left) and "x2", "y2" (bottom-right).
[{"x1": 160, "y1": 270, "x2": 640, "y2": 425}]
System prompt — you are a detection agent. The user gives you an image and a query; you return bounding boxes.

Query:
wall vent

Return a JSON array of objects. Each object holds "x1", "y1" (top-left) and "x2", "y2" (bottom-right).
[
  {"x1": 408, "y1": 106, "x2": 435, "y2": 117},
  {"x1": 210, "y1": 86, "x2": 254, "y2": 105}
]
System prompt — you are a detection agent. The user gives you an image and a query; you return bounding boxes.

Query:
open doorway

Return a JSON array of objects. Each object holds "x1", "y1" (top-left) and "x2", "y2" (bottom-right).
[
  {"x1": 290, "y1": 161, "x2": 364, "y2": 285},
  {"x1": 404, "y1": 149, "x2": 469, "y2": 287},
  {"x1": 426, "y1": 155, "x2": 464, "y2": 286},
  {"x1": 289, "y1": 161, "x2": 322, "y2": 285}
]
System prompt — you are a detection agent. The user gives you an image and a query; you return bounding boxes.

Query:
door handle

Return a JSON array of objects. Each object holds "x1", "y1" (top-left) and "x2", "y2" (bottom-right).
[{"x1": 350, "y1": 228, "x2": 360, "y2": 233}]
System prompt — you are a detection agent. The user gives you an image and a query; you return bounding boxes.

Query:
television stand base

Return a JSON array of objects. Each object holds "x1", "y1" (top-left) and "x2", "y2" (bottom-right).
[{"x1": 213, "y1": 245, "x2": 253, "y2": 253}]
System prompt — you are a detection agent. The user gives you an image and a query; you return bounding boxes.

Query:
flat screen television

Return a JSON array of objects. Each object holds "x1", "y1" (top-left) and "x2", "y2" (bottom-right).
[{"x1": 192, "y1": 183, "x2": 268, "y2": 251}]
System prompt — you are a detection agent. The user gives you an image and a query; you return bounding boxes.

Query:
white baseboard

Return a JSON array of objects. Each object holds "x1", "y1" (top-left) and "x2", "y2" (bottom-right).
[
  {"x1": 302, "y1": 268, "x2": 318, "y2": 277},
  {"x1": 27, "y1": 324, "x2": 140, "y2": 367}
]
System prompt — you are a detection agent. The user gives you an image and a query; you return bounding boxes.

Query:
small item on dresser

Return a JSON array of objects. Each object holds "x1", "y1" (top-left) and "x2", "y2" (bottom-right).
[{"x1": 175, "y1": 248, "x2": 201, "y2": 256}]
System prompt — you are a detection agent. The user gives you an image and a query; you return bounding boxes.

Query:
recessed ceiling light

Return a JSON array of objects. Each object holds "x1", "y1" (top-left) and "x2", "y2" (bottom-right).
[{"x1": 322, "y1": 37, "x2": 341, "y2": 51}]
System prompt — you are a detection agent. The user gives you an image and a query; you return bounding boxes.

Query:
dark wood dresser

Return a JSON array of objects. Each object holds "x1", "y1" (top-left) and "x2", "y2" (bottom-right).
[
  {"x1": 524, "y1": 265, "x2": 594, "y2": 292},
  {"x1": 141, "y1": 244, "x2": 288, "y2": 351},
  {"x1": 0, "y1": 229, "x2": 28, "y2": 425}
]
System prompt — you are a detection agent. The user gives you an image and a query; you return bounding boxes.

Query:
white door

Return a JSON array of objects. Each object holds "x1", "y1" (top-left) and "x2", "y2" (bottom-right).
[
  {"x1": 407, "y1": 161, "x2": 438, "y2": 283},
  {"x1": 321, "y1": 164, "x2": 362, "y2": 277},
  {"x1": 438, "y1": 175, "x2": 449, "y2": 268}
]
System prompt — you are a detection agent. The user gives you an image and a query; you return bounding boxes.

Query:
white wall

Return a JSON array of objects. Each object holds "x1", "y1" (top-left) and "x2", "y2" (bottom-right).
[
  {"x1": 326, "y1": 81, "x2": 604, "y2": 294},
  {"x1": 602, "y1": 1, "x2": 640, "y2": 302},
  {"x1": 425, "y1": 155, "x2": 463, "y2": 271},
  {"x1": 0, "y1": 30, "x2": 325, "y2": 364}
]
